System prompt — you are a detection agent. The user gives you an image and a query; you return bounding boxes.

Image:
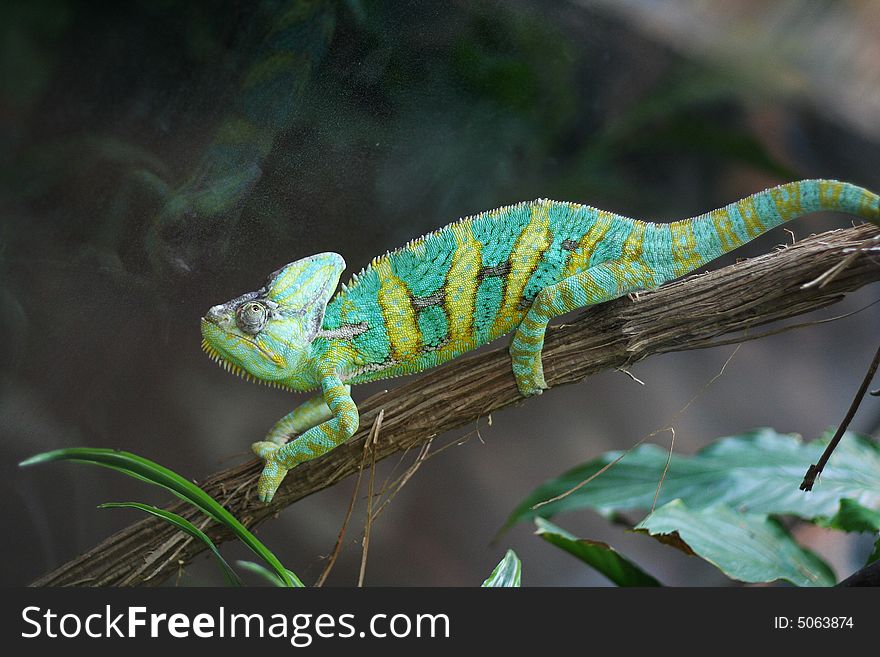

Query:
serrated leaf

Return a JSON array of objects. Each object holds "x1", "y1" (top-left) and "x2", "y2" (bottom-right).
[
  {"x1": 481, "y1": 549, "x2": 521, "y2": 587},
  {"x1": 99, "y1": 502, "x2": 242, "y2": 586},
  {"x1": 635, "y1": 500, "x2": 836, "y2": 587},
  {"x1": 503, "y1": 429, "x2": 880, "y2": 531},
  {"x1": 21, "y1": 447, "x2": 301, "y2": 587},
  {"x1": 816, "y1": 498, "x2": 880, "y2": 533},
  {"x1": 535, "y1": 518, "x2": 661, "y2": 586}
]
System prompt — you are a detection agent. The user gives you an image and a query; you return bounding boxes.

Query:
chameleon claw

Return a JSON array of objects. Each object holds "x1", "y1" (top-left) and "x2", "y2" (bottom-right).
[
  {"x1": 515, "y1": 372, "x2": 548, "y2": 397},
  {"x1": 252, "y1": 441, "x2": 288, "y2": 503}
]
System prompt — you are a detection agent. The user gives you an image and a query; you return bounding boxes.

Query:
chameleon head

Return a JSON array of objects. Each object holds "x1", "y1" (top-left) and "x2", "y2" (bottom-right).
[{"x1": 200, "y1": 252, "x2": 346, "y2": 388}]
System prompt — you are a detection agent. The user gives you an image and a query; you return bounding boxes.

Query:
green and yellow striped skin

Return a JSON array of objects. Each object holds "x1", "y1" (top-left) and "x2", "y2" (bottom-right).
[{"x1": 201, "y1": 179, "x2": 880, "y2": 502}]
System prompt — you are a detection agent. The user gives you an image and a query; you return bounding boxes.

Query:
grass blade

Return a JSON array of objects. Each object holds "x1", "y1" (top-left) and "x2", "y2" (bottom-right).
[
  {"x1": 99, "y1": 502, "x2": 242, "y2": 586},
  {"x1": 21, "y1": 447, "x2": 300, "y2": 587},
  {"x1": 236, "y1": 560, "x2": 286, "y2": 587},
  {"x1": 236, "y1": 560, "x2": 303, "y2": 587}
]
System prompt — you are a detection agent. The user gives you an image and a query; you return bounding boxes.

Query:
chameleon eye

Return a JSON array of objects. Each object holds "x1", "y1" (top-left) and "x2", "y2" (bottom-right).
[{"x1": 236, "y1": 301, "x2": 268, "y2": 335}]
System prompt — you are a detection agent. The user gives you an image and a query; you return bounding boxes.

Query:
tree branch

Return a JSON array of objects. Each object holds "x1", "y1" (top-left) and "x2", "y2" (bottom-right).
[{"x1": 32, "y1": 225, "x2": 880, "y2": 586}]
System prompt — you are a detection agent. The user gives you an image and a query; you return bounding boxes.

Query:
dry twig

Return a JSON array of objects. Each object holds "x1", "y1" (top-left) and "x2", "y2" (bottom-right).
[{"x1": 800, "y1": 342, "x2": 880, "y2": 491}]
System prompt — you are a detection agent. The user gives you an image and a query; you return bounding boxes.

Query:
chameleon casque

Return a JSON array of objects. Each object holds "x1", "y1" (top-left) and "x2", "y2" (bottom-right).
[{"x1": 201, "y1": 179, "x2": 880, "y2": 502}]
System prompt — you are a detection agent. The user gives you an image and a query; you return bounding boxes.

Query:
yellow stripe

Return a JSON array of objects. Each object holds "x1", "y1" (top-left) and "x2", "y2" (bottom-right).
[
  {"x1": 737, "y1": 195, "x2": 764, "y2": 238},
  {"x1": 819, "y1": 180, "x2": 844, "y2": 206},
  {"x1": 710, "y1": 207, "x2": 741, "y2": 252},
  {"x1": 374, "y1": 259, "x2": 420, "y2": 360},
  {"x1": 490, "y1": 201, "x2": 552, "y2": 335},
  {"x1": 670, "y1": 220, "x2": 700, "y2": 275},
  {"x1": 443, "y1": 221, "x2": 482, "y2": 350},
  {"x1": 559, "y1": 281, "x2": 578, "y2": 311},
  {"x1": 621, "y1": 220, "x2": 646, "y2": 261},
  {"x1": 581, "y1": 266, "x2": 607, "y2": 301},
  {"x1": 770, "y1": 183, "x2": 802, "y2": 221},
  {"x1": 562, "y1": 209, "x2": 614, "y2": 278}
]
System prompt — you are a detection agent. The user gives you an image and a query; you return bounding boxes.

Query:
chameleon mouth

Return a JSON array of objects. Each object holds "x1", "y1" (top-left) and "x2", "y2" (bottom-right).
[
  {"x1": 200, "y1": 337, "x2": 294, "y2": 391},
  {"x1": 200, "y1": 319, "x2": 292, "y2": 391},
  {"x1": 200, "y1": 337, "x2": 251, "y2": 380},
  {"x1": 200, "y1": 317, "x2": 286, "y2": 366}
]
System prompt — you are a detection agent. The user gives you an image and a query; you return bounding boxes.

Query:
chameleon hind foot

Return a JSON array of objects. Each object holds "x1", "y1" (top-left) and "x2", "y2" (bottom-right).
[
  {"x1": 511, "y1": 354, "x2": 548, "y2": 397},
  {"x1": 251, "y1": 441, "x2": 289, "y2": 503}
]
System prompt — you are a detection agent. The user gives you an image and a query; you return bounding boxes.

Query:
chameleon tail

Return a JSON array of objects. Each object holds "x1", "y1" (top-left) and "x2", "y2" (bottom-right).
[{"x1": 663, "y1": 179, "x2": 880, "y2": 278}]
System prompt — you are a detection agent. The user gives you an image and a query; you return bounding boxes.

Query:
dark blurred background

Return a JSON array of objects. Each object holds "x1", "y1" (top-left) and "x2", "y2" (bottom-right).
[{"x1": 2, "y1": 0, "x2": 880, "y2": 586}]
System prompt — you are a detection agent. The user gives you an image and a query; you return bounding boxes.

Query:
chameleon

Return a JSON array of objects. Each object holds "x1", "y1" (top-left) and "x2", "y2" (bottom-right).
[{"x1": 201, "y1": 178, "x2": 880, "y2": 502}]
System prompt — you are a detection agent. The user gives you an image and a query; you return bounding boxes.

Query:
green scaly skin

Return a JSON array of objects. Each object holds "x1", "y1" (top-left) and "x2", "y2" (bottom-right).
[{"x1": 201, "y1": 179, "x2": 880, "y2": 502}]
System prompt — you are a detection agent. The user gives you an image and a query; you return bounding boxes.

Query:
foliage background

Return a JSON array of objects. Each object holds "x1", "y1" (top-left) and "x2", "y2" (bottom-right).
[{"x1": 2, "y1": 0, "x2": 880, "y2": 585}]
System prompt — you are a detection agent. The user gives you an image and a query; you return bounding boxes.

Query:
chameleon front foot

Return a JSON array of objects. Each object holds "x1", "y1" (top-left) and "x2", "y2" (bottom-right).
[{"x1": 251, "y1": 441, "x2": 289, "y2": 503}]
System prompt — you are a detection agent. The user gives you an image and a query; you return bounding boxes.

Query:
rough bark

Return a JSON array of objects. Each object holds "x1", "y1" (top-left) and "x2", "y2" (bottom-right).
[{"x1": 32, "y1": 224, "x2": 880, "y2": 586}]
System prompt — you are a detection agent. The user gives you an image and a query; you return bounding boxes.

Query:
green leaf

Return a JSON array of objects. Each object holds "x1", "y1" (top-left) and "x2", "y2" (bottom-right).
[
  {"x1": 99, "y1": 502, "x2": 242, "y2": 586},
  {"x1": 635, "y1": 500, "x2": 836, "y2": 587},
  {"x1": 21, "y1": 447, "x2": 301, "y2": 587},
  {"x1": 816, "y1": 498, "x2": 880, "y2": 533},
  {"x1": 481, "y1": 549, "x2": 521, "y2": 587},
  {"x1": 236, "y1": 560, "x2": 303, "y2": 587},
  {"x1": 534, "y1": 518, "x2": 661, "y2": 586},
  {"x1": 503, "y1": 429, "x2": 880, "y2": 531},
  {"x1": 236, "y1": 560, "x2": 284, "y2": 587}
]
